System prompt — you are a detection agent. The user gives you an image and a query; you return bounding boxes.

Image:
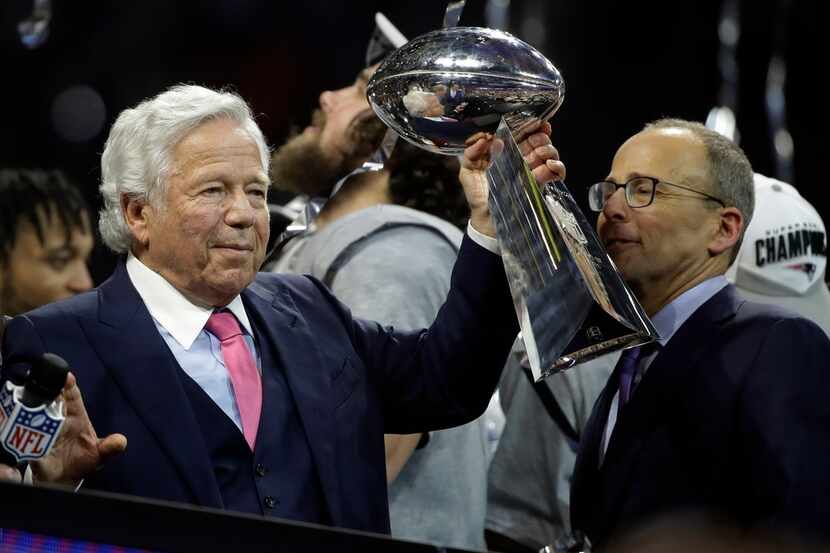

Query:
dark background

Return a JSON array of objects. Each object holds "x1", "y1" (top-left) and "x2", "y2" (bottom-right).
[{"x1": 0, "y1": 0, "x2": 824, "y2": 282}]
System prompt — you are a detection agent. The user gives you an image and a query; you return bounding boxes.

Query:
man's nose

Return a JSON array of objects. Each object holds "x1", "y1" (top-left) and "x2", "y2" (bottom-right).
[
  {"x1": 225, "y1": 189, "x2": 256, "y2": 227},
  {"x1": 68, "y1": 264, "x2": 93, "y2": 294},
  {"x1": 602, "y1": 187, "x2": 629, "y2": 222},
  {"x1": 319, "y1": 89, "x2": 335, "y2": 113},
  {"x1": 319, "y1": 86, "x2": 351, "y2": 113}
]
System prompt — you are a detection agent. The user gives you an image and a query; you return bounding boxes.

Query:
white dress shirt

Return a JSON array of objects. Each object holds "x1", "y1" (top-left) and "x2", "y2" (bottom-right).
[
  {"x1": 466, "y1": 221, "x2": 500, "y2": 254},
  {"x1": 125, "y1": 253, "x2": 260, "y2": 431}
]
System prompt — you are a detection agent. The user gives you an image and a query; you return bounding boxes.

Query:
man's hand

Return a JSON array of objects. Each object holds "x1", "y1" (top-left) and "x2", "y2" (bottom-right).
[
  {"x1": 459, "y1": 121, "x2": 566, "y2": 237},
  {"x1": 31, "y1": 372, "x2": 127, "y2": 487}
]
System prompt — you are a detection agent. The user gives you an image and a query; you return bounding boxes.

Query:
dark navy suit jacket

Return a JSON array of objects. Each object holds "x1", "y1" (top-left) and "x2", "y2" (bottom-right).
[
  {"x1": 2, "y1": 236, "x2": 518, "y2": 534},
  {"x1": 570, "y1": 284, "x2": 830, "y2": 548}
]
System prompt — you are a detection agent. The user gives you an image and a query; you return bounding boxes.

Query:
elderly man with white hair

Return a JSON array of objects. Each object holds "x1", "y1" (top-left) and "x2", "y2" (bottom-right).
[{"x1": 1, "y1": 83, "x2": 565, "y2": 534}]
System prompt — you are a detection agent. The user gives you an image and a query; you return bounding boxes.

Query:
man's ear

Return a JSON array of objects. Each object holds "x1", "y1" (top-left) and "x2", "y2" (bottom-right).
[
  {"x1": 121, "y1": 195, "x2": 153, "y2": 248},
  {"x1": 708, "y1": 206, "x2": 743, "y2": 257}
]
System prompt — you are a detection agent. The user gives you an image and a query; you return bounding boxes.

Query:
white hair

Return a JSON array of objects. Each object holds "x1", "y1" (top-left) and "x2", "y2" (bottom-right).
[{"x1": 99, "y1": 84, "x2": 270, "y2": 253}]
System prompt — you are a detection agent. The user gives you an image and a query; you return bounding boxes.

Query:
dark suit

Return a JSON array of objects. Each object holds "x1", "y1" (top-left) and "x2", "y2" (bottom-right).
[
  {"x1": 571, "y1": 284, "x2": 830, "y2": 548},
  {"x1": 2, "y1": 236, "x2": 518, "y2": 534}
]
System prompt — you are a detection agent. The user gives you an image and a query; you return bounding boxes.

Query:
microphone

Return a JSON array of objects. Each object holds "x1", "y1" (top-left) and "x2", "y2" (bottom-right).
[{"x1": 0, "y1": 353, "x2": 69, "y2": 467}]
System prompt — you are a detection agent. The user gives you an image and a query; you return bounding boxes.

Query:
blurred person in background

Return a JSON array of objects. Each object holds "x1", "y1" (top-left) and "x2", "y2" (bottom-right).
[
  {"x1": 0, "y1": 168, "x2": 95, "y2": 482},
  {"x1": 726, "y1": 173, "x2": 830, "y2": 337},
  {"x1": 484, "y1": 345, "x2": 613, "y2": 553},
  {"x1": 0, "y1": 169, "x2": 93, "y2": 316}
]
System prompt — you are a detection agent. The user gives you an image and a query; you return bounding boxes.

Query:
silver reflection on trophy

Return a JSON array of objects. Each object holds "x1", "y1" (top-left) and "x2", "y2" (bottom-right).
[
  {"x1": 367, "y1": 26, "x2": 564, "y2": 155},
  {"x1": 367, "y1": 26, "x2": 657, "y2": 379}
]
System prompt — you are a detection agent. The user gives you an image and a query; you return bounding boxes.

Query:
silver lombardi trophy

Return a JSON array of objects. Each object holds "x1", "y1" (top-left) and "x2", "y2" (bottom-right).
[{"x1": 367, "y1": 25, "x2": 657, "y2": 380}]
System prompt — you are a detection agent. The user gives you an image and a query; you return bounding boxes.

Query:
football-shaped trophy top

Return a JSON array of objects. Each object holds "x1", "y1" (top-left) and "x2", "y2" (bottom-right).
[{"x1": 367, "y1": 26, "x2": 564, "y2": 155}]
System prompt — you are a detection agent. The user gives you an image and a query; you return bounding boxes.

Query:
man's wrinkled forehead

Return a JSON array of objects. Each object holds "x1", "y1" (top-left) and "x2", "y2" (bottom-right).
[{"x1": 169, "y1": 119, "x2": 269, "y2": 182}]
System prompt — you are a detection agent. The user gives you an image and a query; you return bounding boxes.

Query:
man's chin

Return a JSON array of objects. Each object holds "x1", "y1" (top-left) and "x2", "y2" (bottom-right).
[{"x1": 200, "y1": 272, "x2": 256, "y2": 304}]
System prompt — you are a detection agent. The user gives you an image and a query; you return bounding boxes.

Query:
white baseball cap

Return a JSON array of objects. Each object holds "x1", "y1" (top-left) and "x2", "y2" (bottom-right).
[{"x1": 726, "y1": 173, "x2": 830, "y2": 337}]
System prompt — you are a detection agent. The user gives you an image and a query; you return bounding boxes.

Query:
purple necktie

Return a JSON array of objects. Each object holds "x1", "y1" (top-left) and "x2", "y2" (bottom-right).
[
  {"x1": 616, "y1": 346, "x2": 645, "y2": 417},
  {"x1": 205, "y1": 310, "x2": 262, "y2": 451}
]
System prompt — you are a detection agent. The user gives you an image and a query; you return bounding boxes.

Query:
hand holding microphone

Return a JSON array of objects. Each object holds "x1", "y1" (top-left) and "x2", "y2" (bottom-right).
[
  {"x1": 31, "y1": 370, "x2": 127, "y2": 486},
  {"x1": 0, "y1": 353, "x2": 127, "y2": 487}
]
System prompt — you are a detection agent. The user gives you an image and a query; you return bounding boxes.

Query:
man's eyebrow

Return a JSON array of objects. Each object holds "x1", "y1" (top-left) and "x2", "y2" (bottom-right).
[
  {"x1": 250, "y1": 171, "x2": 271, "y2": 186},
  {"x1": 192, "y1": 167, "x2": 270, "y2": 185}
]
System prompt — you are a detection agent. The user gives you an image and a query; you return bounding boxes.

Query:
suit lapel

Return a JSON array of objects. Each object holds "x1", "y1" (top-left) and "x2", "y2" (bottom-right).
[
  {"x1": 87, "y1": 263, "x2": 222, "y2": 508},
  {"x1": 243, "y1": 280, "x2": 343, "y2": 525},
  {"x1": 593, "y1": 285, "x2": 743, "y2": 533}
]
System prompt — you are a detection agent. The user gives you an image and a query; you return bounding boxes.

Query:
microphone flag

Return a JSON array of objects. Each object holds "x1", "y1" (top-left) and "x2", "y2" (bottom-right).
[{"x1": 0, "y1": 381, "x2": 64, "y2": 463}]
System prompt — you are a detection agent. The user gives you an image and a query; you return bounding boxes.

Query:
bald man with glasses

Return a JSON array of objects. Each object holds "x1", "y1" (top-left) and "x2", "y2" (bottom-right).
[{"x1": 569, "y1": 118, "x2": 830, "y2": 548}]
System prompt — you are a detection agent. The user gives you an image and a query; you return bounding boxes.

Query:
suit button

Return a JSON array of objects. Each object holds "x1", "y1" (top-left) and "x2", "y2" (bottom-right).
[
  {"x1": 255, "y1": 464, "x2": 267, "y2": 477},
  {"x1": 264, "y1": 496, "x2": 276, "y2": 509}
]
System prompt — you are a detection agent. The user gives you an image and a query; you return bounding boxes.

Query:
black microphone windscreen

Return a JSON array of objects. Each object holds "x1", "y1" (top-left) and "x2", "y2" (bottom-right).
[{"x1": 26, "y1": 353, "x2": 69, "y2": 403}]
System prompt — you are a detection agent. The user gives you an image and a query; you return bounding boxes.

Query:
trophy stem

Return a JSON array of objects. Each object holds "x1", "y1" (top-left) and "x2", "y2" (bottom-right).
[{"x1": 487, "y1": 119, "x2": 658, "y2": 379}]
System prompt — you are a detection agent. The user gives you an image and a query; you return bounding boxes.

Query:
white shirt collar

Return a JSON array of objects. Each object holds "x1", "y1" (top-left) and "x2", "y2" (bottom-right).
[
  {"x1": 650, "y1": 275, "x2": 729, "y2": 346},
  {"x1": 125, "y1": 252, "x2": 254, "y2": 350}
]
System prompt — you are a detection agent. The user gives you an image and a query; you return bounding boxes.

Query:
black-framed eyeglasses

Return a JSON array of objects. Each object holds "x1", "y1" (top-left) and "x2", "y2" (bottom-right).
[{"x1": 587, "y1": 176, "x2": 726, "y2": 212}]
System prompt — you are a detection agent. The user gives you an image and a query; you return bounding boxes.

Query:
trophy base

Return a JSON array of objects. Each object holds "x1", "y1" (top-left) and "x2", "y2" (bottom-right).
[{"x1": 538, "y1": 303, "x2": 653, "y2": 380}]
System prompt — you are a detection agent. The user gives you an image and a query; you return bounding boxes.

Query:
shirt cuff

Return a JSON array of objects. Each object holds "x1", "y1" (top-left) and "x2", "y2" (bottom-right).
[{"x1": 466, "y1": 221, "x2": 500, "y2": 255}]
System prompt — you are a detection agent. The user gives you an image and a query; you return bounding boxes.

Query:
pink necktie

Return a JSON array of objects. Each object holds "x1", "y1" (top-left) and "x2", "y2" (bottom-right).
[{"x1": 205, "y1": 310, "x2": 262, "y2": 451}]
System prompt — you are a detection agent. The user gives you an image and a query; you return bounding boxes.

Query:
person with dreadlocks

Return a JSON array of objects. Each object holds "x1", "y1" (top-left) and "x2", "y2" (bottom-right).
[
  {"x1": 0, "y1": 169, "x2": 93, "y2": 316},
  {"x1": 267, "y1": 13, "x2": 491, "y2": 551},
  {"x1": 0, "y1": 168, "x2": 95, "y2": 482}
]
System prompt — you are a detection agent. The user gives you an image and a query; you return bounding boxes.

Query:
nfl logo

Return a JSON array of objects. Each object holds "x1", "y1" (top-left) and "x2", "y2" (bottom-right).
[{"x1": 0, "y1": 402, "x2": 64, "y2": 463}]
